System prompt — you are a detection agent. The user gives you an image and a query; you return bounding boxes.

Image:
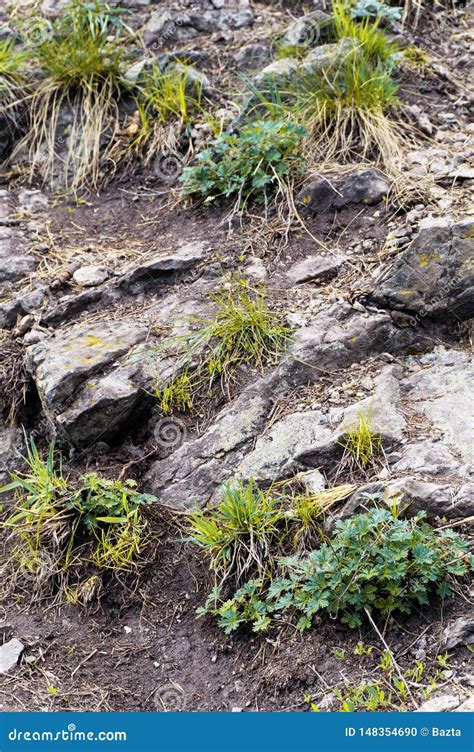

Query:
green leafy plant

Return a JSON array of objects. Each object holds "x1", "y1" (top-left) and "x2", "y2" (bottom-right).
[
  {"x1": 180, "y1": 118, "x2": 307, "y2": 212},
  {"x1": 0, "y1": 38, "x2": 28, "y2": 142},
  {"x1": 0, "y1": 436, "x2": 156, "y2": 600},
  {"x1": 201, "y1": 508, "x2": 472, "y2": 632},
  {"x1": 352, "y1": 0, "x2": 402, "y2": 22},
  {"x1": 16, "y1": 0, "x2": 132, "y2": 191}
]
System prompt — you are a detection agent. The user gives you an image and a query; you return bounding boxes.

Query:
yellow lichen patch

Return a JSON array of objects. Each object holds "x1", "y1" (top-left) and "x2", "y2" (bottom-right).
[
  {"x1": 418, "y1": 252, "x2": 440, "y2": 268},
  {"x1": 398, "y1": 290, "x2": 416, "y2": 296}
]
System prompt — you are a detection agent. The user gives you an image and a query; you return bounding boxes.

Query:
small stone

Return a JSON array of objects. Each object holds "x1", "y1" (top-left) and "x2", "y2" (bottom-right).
[
  {"x1": 455, "y1": 696, "x2": 474, "y2": 712},
  {"x1": 234, "y1": 44, "x2": 270, "y2": 70},
  {"x1": 301, "y1": 469, "x2": 326, "y2": 493},
  {"x1": 0, "y1": 638, "x2": 24, "y2": 674},
  {"x1": 415, "y1": 694, "x2": 460, "y2": 712},
  {"x1": 123, "y1": 626, "x2": 132, "y2": 634},
  {"x1": 72, "y1": 265, "x2": 109, "y2": 287},
  {"x1": 444, "y1": 616, "x2": 474, "y2": 650},
  {"x1": 297, "y1": 177, "x2": 339, "y2": 213},
  {"x1": 231, "y1": 706, "x2": 243, "y2": 712},
  {"x1": 334, "y1": 169, "x2": 390, "y2": 208},
  {"x1": 286, "y1": 254, "x2": 344, "y2": 285}
]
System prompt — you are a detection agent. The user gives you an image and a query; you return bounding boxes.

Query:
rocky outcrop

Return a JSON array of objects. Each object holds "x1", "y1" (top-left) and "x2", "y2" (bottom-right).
[{"x1": 368, "y1": 217, "x2": 474, "y2": 322}]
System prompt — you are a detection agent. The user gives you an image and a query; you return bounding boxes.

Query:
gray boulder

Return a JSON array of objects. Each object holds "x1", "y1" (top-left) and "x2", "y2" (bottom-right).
[
  {"x1": 285, "y1": 254, "x2": 344, "y2": 285},
  {"x1": 282, "y1": 305, "x2": 417, "y2": 386},
  {"x1": 369, "y1": 217, "x2": 474, "y2": 321},
  {"x1": 146, "y1": 377, "x2": 276, "y2": 509}
]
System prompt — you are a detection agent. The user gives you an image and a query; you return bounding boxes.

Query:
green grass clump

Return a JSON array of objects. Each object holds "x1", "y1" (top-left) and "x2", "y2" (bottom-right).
[
  {"x1": 201, "y1": 507, "x2": 472, "y2": 633},
  {"x1": 182, "y1": 278, "x2": 291, "y2": 391},
  {"x1": 0, "y1": 38, "x2": 28, "y2": 138},
  {"x1": 189, "y1": 481, "x2": 282, "y2": 584},
  {"x1": 339, "y1": 404, "x2": 383, "y2": 470},
  {"x1": 188, "y1": 479, "x2": 356, "y2": 584},
  {"x1": 16, "y1": 0, "x2": 132, "y2": 191},
  {"x1": 333, "y1": 0, "x2": 399, "y2": 65},
  {"x1": 154, "y1": 369, "x2": 194, "y2": 414},
  {"x1": 0, "y1": 436, "x2": 156, "y2": 602},
  {"x1": 120, "y1": 64, "x2": 204, "y2": 167},
  {"x1": 180, "y1": 118, "x2": 307, "y2": 212}
]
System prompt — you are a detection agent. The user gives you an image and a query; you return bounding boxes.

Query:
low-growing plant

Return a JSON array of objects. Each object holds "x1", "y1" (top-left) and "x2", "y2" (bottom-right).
[
  {"x1": 154, "y1": 369, "x2": 194, "y2": 414},
  {"x1": 188, "y1": 481, "x2": 282, "y2": 584},
  {"x1": 201, "y1": 508, "x2": 472, "y2": 633},
  {"x1": 0, "y1": 436, "x2": 156, "y2": 600},
  {"x1": 180, "y1": 118, "x2": 307, "y2": 213},
  {"x1": 119, "y1": 64, "x2": 204, "y2": 167},
  {"x1": 339, "y1": 404, "x2": 383, "y2": 471},
  {"x1": 272, "y1": 41, "x2": 311, "y2": 61},
  {"x1": 333, "y1": 0, "x2": 399, "y2": 65},
  {"x1": 15, "y1": 0, "x2": 132, "y2": 191},
  {"x1": 188, "y1": 479, "x2": 355, "y2": 584},
  {"x1": 0, "y1": 38, "x2": 28, "y2": 144},
  {"x1": 177, "y1": 278, "x2": 291, "y2": 392},
  {"x1": 352, "y1": 0, "x2": 402, "y2": 21}
]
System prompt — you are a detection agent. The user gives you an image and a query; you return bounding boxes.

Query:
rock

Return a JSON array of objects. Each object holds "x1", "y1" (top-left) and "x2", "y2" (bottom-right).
[
  {"x1": 245, "y1": 257, "x2": 268, "y2": 281},
  {"x1": 0, "y1": 286, "x2": 50, "y2": 329},
  {"x1": 301, "y1": 39, "x2": 355, "y2": 75},
  {"x1": 390, "y1": 440, "x2": 462, "y2": 477},
  {"x1": 333, "y1": 365, "x2": 406, "y2": 449},
  {"x1": 254, "y1": 57, "x2": 299, "y2": 85},
  {"x1": 55, "y1": 362, "x2": 148, "y2": 448},
  {"x1": 119, "y1": 240, "x2": 209, "y2": 292},
  {"x1": 283, "y1": 306, "x2": 416, "y2": 386},
  {"x1": 237, "y1": 411, "x2": 333, "y2": 482},
  {"x1": 0, "y1": 638, "x2": 24, "y2": 674},
  {"x1": 234, "y1": 44, "x2": 270, "y2": 70},
  {"x1": 297, "y1": 178, "x2": 339, "y2": 213},
  {"x1": 455, "y1": 697, "x2": 474, "y2": 712},
  {"x1": 72, "y1": 265, "x2": 109, "y2": 288},
  {"x1": 286, "y1": 254, "x2": 344, "y2": 285},
  {"x1": 301, "y1": 469, "x2": 326, "y2": 493},
  {"x1": 368, "y1": 217, "x2": 474, "y2": 321},
  {"x1": 17, "y1": 189, "x2": 48, "y2": 212},
  {"x1": 26, "y1": 320, "x2": 148, "y2": 406},
  {"x1": 0, "y1": 253, "x2": 37, "y2": 284},
  {"x1": 167, "y1": 62, "x2": 211, "y2": 95},
  {"x1": 333, "y1": 169, "x2": 390, "y2": 208},
  {"x1": 415, "y1": 694, "x2": 460, "y2": 712},
  {"x1": 380, "y1": 477, "x2": 472, "y2": 518},
  {"x1": 402, "y1": 348, "x2": 473, "y2": 463},
  {"x1": 0, "y1": 623, "x2": 13, "y2": 638},
  {"x1": 444, "y1": 617, "x2": 474, "y2": 650},
  {"x1": 143, "y1": 7, "x2": 253, "y2": 46},
  {"x1": 283, "y1": 10, "x2": 333, "y2": 47},
  {"x1": 146, "y1": 377, "x2": 275, "y2": 509},
  {"x1": 0, "y1": 424, "x2": 21, "y2": 481}
]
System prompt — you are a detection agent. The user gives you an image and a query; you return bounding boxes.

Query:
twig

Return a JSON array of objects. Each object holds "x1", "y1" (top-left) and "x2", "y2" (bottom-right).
[{"x1": 71, "y1": 648, "x2": 98, "y2": 678}]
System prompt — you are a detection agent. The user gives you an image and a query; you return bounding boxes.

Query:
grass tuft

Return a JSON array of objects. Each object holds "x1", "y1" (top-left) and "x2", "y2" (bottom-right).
[
  {"x1": 15, "y1": 0, "x2": 131, "y2": 191},
  {"x1": 0, "y1": 435, "x2": 156, "y2": 602}
]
